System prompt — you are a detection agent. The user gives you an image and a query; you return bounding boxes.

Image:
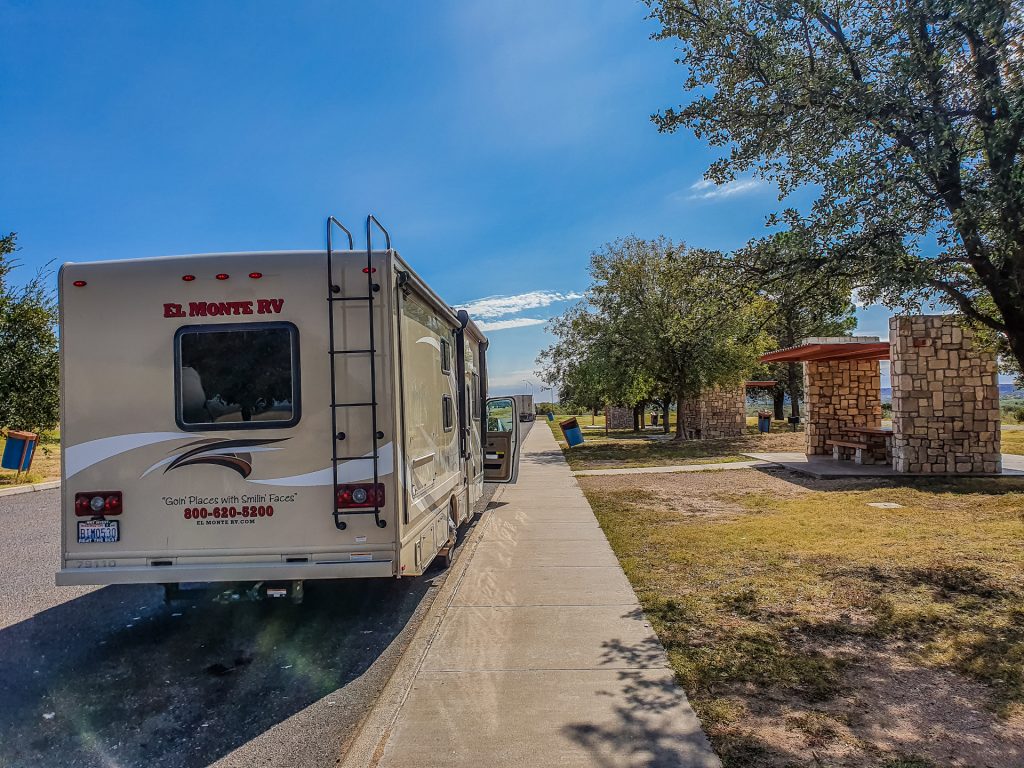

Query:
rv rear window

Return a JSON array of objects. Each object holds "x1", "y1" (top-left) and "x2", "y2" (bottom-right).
[{"x1": 175, "y1": 323, "x2": 300, "y2": 430}]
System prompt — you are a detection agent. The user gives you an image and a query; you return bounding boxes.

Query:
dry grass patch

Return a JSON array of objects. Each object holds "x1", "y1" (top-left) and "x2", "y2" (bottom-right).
[
  {"x1": 1003, "y1": 430, "x2": 1024, "y2": 455},
  {"x1": 580, "y1": 468, "x2": 1024, "y2": 767},
  {"x1": 548, "y1": 417, "x2": 805, "y2": 470},
  {"x1": 0, "y1": 431, "x2": 60, "y2": 487}
]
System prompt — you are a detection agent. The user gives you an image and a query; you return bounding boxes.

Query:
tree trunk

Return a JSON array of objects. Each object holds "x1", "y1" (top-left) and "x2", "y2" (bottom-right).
[
  {"x1": 787, "y1": 362, "x2": 801, "y2": 419},
  {"x1": 661, "y1": 395, "x2": 672, "y2": 434},
  {"x1": 632, "y1": 403, "x2": 643, "y2": 432},
  {"x1": 772, "y1": 390, "x2": 785, "y2": 420}
]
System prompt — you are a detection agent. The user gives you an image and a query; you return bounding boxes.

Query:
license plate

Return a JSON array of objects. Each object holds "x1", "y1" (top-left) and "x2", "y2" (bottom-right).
[{"x1": 78, "y1": 520, "x2": 119, "y2": 544}]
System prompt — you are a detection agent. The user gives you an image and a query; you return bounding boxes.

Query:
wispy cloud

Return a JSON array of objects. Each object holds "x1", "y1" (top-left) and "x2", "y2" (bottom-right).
[
  {"x1": 686, "y1": 177, "x2": 764, "y2": 200},
  {"x1": 456, "y1": 290, "x2": 582, "y2": 319},
  {"x1": 476, "y1": 317, "x2": 548, "y2": 332}
]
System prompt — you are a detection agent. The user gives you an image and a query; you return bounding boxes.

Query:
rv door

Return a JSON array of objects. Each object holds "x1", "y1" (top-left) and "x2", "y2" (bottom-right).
[{"x1": 484, "y1": 397, "x2": 520, "y2": 483}]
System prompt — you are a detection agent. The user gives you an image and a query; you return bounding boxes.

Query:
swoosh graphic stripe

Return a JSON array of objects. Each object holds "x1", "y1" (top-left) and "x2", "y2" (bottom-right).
[{"x1": 65, "y1": 432, "x2": 191, "y2": 478}]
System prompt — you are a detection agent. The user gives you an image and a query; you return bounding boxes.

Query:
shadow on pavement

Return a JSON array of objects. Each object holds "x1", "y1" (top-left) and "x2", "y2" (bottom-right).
[
  {"x1": 560, "y1": 609, "x2": 719, "y2": 768},
  {"x1": 0, "y1": 575, "x2": 433, "y2": 768}
]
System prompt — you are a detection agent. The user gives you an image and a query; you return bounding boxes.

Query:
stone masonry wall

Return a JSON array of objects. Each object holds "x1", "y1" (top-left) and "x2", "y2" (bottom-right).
[
  {"x1": 604, "y1": 405, "x2": 634, "y2": 430},
  {"x1": 804, "y1": 360, "x2": 882, "y2": 455},
  {"x1": 890, "y1": 315, "x2": 1001, "y2": 474},
  {"x1": 680, "y1": 384, "x2": 746, "y2": 438}
]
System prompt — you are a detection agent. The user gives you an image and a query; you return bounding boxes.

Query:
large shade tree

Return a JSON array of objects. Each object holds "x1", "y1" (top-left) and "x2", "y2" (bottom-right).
[
  {"x1": 739, "y1": 233, "x2": 858, "y2": 418},
  {"x1": 0, "y1": 233, "x2": 59, "y2": 433},
  {"x1": 539, "y1": 236, "x2": 770, "y2": 440},
  {"x1": 647, "y1": 0, "x2": 1024, "y2": 371}
]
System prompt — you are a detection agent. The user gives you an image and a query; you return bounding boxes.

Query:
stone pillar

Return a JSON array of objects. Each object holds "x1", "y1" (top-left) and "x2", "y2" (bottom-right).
[
  {"x1": 804, "y1": 360, "x2": 882, "y2": 455},
  {"x1": 680, "y1": 384, "x2": 746, "y2": 438},
  {"x1": 604, "y1": 405, "x2": 634, "y2": 430},
  {"x1": 890, "y1": 315, "x2": 1001, "y2": 474}
]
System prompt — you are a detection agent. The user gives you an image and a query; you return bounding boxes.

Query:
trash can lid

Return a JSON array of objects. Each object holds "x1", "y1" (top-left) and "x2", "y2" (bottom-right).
[{"x1": 4, "y1": 430, "x2": 38, "y2": 440}]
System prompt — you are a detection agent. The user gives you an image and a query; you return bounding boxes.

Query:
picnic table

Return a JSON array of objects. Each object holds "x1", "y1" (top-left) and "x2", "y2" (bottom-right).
[{"x1": 828, "y1": 426, "x2": 892, "y2": 465}]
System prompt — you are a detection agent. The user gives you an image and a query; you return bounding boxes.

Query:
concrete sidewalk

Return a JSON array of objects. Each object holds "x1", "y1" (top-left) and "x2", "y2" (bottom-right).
[{"x1": 374, "y1": 424, "x2": 719, "y2": 767}]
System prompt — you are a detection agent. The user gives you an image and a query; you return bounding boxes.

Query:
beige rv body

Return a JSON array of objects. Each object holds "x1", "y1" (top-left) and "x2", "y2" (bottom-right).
[{"x1": 56, "y1": 248, "x2": 505, "y2": 587}]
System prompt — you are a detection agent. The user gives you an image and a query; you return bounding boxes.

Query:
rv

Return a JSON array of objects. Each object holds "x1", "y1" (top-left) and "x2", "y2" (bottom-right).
[
  {"x1": 56, "y1": 216, "x2": 521, "y2": 595},
  {"x1": 513, "y1": 394, "x2": 535, "y2": 422}
]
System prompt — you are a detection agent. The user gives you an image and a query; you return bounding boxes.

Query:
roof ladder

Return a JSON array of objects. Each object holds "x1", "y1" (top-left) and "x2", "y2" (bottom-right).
[{"x1": 326, "y1": 215, "x2": 391, "y2": 530}]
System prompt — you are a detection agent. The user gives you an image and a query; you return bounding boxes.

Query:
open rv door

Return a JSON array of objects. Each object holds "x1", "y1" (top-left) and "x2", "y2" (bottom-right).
[{"x1": 484, "y1": 396, "x2": 520, "y2": 483}]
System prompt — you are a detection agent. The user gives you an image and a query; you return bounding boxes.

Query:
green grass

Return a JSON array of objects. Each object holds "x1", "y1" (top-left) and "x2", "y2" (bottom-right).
[
  {"x1": 580, "y1": 476, "x2": 1024, "y2": 765},
  {"x1": 547, "y1": 414, "x2": 805, "y2": 470}
]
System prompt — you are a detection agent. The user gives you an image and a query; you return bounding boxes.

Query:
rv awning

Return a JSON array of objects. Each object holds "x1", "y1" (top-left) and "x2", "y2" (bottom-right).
[{"x1": 760, "y1": 341, "x2": 890, "y2": 363}]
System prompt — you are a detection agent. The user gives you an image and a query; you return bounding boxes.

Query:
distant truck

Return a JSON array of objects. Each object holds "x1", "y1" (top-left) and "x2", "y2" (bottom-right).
[
  {"x1": 513, "y1": 394, "x2": 535, "y2": 422},
  {"x1": 56, "y1": 215, "x2": 522, "y2": 596}
]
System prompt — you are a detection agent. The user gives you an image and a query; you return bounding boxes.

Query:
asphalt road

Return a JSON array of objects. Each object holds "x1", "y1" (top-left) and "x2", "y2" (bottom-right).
[{"x1": 0, "y1": 484, "x2": 495, "y2": 768}]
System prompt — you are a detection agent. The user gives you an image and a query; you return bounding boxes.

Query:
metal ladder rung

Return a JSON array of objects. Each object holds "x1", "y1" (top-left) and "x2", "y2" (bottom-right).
[
  {"x1": 334, "y1": 455, "x2": 379, "y2": 460},
  {"x1": 332, "y1": 402, "x2": 377, "y2": 408},
  {"x1": 329, "y1": 349, "x2": 373, "y2": 355},
  {"x1": 328, "y1": 296, "x2": 375, "y2": 302}
]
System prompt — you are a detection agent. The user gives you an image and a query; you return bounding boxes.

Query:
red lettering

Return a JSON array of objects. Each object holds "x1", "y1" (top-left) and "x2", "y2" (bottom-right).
[
  {"x1": 189, "y1": 302, "x2": 208, "y2": 317},
  {"x1": 240, "y1": 301, "x2": 254, "y2": 314},
  {"x1": 269, "y1": 298, "x2": 284, "y2": 314},
  {"x1": 256, "y1": 299, "x2": 271, "y2": 314},
  {"x1": 163, "y1": 303, "x2": 185, "y2": 318}
]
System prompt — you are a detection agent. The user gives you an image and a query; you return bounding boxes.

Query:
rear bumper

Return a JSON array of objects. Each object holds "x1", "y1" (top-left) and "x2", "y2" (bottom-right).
[{"x1": 56, "y1": 559, "x2": 395, "y2": 586}]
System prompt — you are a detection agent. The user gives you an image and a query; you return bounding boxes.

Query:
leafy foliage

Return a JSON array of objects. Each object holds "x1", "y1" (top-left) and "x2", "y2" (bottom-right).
[
  {"x1": 0, "y1": 233, "x2": 60, "y2": 432},
  {"x1": 648, "y1": 0, "x2": 1024, "y2": 371},
  {"x1": 738, "y1": 232, "x2": 858, "y2": 415},
  {"x1": 538, "y1": 236, "x2": 771, "y2": 438}
]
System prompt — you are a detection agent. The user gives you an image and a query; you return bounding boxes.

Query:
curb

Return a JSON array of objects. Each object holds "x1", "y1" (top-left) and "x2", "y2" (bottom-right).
[
  {"x1": 0, "y1": 480, "x2": 60, "y2": 498},
  {"x1": 337, "y1": 486, "x2": 500, "y2": 768}
]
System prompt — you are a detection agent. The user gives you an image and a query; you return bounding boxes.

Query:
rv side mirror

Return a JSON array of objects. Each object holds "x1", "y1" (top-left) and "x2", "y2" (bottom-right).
[{"x1": 484, "y1": 397, "x2": 520, "y2": 483}]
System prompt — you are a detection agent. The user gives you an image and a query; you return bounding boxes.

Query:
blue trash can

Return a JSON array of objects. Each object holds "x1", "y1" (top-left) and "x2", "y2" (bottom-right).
[
  {"x1": 757, "y1": 414, "x2": 771, "y2": 433},
  {"x1": 2, "y1": 430, "x2": 38, "y2": 472},
  {"x1": 547, "y1": 412, "x2": 555, "y2": 422},
  {"x1": 559, "y1": 417, "x2": 585, "y2": 447}
]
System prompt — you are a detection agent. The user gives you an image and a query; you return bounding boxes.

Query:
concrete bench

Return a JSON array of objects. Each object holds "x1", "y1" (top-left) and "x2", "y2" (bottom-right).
[{"x1": 826, "y1": 439, "x2": 873, "y2": 465}]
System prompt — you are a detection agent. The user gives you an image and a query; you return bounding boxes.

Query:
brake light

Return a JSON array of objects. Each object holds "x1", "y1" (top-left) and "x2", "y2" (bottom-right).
[
  {"x1": 73, "y1": 280, "x2": 87, "y2": 287},
  {"x1": 75, "y1": 491, "x2": 123, "y2": 516},
  {"x1": 336, "y1": 483, "x2": 385, "y2": 509}
]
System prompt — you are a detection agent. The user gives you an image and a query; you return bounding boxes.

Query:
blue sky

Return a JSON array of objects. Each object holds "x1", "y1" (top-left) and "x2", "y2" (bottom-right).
[{"x1": 2, "y1": 0, "x2": 922, "y2": 394}]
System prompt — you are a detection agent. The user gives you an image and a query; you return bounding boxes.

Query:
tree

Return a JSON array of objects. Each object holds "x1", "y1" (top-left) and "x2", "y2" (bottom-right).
[
  {"x1": 540, "y1": 237, "x2": 770, "y2": 440},
  {"x1": 739, "y1": 233, "x2": 858, "y2": 418},
  {"x1": 0, "y1": 233, "x2": 60, "y2": 432},
  {"x1": 647, "y1": 0, "x2": 1024, "y2": 372},
  {"x1": 536, "y1": 302, "x2": 656, "y2": 425}
]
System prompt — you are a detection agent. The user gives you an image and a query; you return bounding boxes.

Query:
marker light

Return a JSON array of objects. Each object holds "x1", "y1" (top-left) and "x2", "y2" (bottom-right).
[
  {"x1": 248, "y1": 272, "x2": 263, "y2": 279},
  {"x1": 182, "y1": 274, "x2": 196, "y2": 282},
  {"x1": 362, "y1": 267, "x2": 377, "y2": 274},
  {"x1": 73, "y1": 280, "x2": 87, "y2": 287},
  {"x1": 215, "y1": 273, "x2": 229, "y2": 280}
]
